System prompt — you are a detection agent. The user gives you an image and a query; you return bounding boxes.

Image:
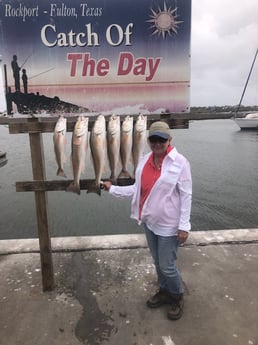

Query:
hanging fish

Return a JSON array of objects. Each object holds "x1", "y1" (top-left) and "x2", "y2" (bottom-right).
[
  {"x1": 89, "y1": 115, "x2": 107, "y2": 195},
  {"x1": 119, "y1": 115, "x2": 133, "y2": 178},
  {"x1": 53, "y1": 115, "x2": 67, "y2": 178},
  {"x1": 107, "y1": 114, "x2": 121, "y2": 181},
  {"x1": 66, "y1": 116, "x2": 89, "y2": 195},
  {"x1": 132, "y1": 114, "x2": 147, "y2": 177}
]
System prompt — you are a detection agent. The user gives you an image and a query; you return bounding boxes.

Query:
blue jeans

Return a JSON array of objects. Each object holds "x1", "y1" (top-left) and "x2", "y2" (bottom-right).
[{"x1": 144, "y1": 224, "x2": 184, "y2": 295}]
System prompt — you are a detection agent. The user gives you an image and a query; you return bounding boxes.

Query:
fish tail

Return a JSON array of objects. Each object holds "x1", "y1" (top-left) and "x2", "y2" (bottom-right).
[
  {"x1": 109, "y1": 175, "x2": 118, "y2": 185},
  {"x1": 57, "y1": 168, "x2": 66, "y2": 178},
  {"x1": 118, "y1": 170, "x2": 132, "y2": 179},
  {"x1": 87, "y1": 183, "x2": 101, "y2": 196},
  {"x1": 66, "y1": 182, "x2": 80, "y2": 195},
  {"x1": 109, "y1": 172, "x2": 118, "y2": 181}
]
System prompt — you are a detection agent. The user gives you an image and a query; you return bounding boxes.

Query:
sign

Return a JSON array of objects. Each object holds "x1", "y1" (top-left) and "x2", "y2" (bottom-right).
[{"x1": 0, "y1": 0, "x2": 191, "y2": 115}]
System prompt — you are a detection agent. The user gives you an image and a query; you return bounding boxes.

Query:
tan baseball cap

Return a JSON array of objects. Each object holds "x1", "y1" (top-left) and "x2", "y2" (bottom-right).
[{"x1": 148, "y1": 121, "x2": 171, "y2": 139}]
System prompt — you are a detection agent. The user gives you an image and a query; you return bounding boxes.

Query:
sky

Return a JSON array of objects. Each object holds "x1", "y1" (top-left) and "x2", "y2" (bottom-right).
[
  {"x1": 191, "y1": 0, "x2": 258, "y2": 107},
  {"x1": 0, "y1": 0, "x2": 258, "y2": 112}
]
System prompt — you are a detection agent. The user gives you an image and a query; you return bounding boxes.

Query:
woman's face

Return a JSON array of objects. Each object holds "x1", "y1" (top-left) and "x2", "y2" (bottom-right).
[{"x1": 148, "y1": 136, "x2": 171, "y2": 156}]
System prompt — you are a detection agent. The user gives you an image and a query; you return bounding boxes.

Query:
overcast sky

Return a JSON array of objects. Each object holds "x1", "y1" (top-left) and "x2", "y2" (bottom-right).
[
  {"x1": 191, "y1": 0, "x2": 258, "y2": 107},
  {"x1": 1, "y1": 0, "x2": 258, "y2": 112}
]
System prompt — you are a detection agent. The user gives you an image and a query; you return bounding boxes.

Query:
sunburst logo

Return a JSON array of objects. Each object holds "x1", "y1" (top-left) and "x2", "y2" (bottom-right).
[{"x1": 147, "y1": 2, "x2": 183, "y2": 39}]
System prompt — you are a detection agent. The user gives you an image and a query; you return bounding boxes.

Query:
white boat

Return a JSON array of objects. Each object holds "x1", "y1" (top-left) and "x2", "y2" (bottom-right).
[
  {"x1": 234, "y1": 113, "x2": 258, "y2": 130},
  {"x1": 234, "y1": 48, "x2": 258, "y2": 130}
]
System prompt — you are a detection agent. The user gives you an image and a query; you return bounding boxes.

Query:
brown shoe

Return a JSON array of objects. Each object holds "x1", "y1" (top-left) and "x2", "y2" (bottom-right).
[
  {"x1": 146, "y1": 289, "x2": 174, "y2": 308},
  {"x1": 167, "y1": 297, "x2": 184, "y2": 320}
]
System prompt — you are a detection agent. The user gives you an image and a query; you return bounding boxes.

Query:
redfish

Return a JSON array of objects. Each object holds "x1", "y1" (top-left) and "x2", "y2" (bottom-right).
[
  {"x1": 66, "y1": 116, "x2": 89, "y2": 195},
  {"x1": 119, "y1": 115, "x2": 133, "y2": 178},
  {"x1": 53, "y1": 115, "x2": 67, "y2": 178},
  {"x1": 89, "y1": 115, "x2": 106, "y2": 194},
  {"x1": 132, "y1": 114, "x2": 147, "y2": 176},
  {"x1": 107, "y1": 114, "x2": 121, "y2": 181}
]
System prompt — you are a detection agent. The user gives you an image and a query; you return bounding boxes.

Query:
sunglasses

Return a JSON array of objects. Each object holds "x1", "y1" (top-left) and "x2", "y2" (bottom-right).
[{"x1": 148, "y1": 136, "x2": 168, "y2": 144}]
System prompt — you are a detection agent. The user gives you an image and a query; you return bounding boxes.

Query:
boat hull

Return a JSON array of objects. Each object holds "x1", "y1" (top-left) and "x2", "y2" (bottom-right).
[{"x1": 234, "y1": 118, "x2": 258, "y2": 130}]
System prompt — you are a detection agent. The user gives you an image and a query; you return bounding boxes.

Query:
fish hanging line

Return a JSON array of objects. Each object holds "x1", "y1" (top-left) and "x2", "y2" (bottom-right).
[{"x1": 236, "y1": 47, "x2": 258, "y2": 116}]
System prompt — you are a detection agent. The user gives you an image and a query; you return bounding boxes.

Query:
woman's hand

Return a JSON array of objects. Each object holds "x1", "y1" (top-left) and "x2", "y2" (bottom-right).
[
  {"x1": 177, "y1": 230, "x2": 189, "y2": 244},
  {"x1": 101, "y1": 181, "x2": 112, "y2": 191}
]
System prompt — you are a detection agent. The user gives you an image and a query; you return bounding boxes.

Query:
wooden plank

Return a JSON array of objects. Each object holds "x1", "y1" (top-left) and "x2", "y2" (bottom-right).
[
  {"x1": 2, "y1": 111, "x2": 238, "y2": 130},
  {"x1": 29, "y1": 131, "x2": 54, "y2": 291},
  {"x1": 9, "y1": 117, "x2": 58, "y2": 134},
  {"x1": 16, "y1": 178, "x2": 135, "y2": 192},
  {"x1": 6, "y1": 112, "x2": 236, "y2": 134},
  {"x1": 7, "y1": 113, "x2": 190, "y2": 134}
]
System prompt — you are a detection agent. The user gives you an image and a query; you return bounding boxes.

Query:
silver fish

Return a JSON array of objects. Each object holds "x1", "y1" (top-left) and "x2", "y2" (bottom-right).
[
  {"x1": 89, "y1": 115, "x2": 106, "y2": 194},
  {"x1": 119, "y1": 115, "x2": 133, "y2": 178},
  {"x1": 107, "y1": 114, "x2": 121, "y2": 180},
  {"x1": 53, "y1": 115, "x2": 67, "y2": 178},
  {"x1": 66, "y1": 116, "x2": 89, "y2": 195},
  {"x1": 132, "y1": 114, "x2": 147, "y2": 176}
]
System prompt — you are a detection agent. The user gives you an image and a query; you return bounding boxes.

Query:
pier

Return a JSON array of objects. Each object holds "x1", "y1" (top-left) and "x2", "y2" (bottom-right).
[{"x1": 0, "y1": 229, "x2": 257, "y2": 345}]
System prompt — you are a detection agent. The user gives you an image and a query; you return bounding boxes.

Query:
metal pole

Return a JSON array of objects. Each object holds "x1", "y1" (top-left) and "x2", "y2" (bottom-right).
[{"x1": 236, "y1": 48, "x2": 258, "y2": 115}]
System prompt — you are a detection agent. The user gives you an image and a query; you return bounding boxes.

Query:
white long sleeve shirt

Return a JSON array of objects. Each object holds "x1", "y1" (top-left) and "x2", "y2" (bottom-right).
[{"x1": 109, "y1": 147, "x2": 192, "y2": 236}]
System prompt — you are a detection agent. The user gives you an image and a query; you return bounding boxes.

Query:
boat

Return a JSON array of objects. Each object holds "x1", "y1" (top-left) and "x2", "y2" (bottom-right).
[
  {"x1": 234, "y1": 48, "x2": 258, "y2": 130},
  {"x1": 0, "y1": 151, "x2": 8, "y2": 168},
  {"x1": 234, "y1": 113, "x2": 258, "y2": 129}
]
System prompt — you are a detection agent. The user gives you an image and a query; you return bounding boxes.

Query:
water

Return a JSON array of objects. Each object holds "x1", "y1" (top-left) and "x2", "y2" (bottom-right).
[{"x1": 0, "y1": 119, "x2": 257, "y2": 240}]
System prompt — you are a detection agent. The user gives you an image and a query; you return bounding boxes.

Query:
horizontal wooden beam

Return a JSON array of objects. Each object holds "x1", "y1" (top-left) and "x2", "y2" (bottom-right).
[
  {"x1": 2, "y1": 110, "x2": 237, "y2": 134},
  {"x1": 6, "y1": 114, "x2": 190, "y2": 134},
  {"x1": 16, "y1": 178, "x2": 135, "y2": 192},
  {"x1": 0, "y1": 111, "x2": 239, "y2": 129}
]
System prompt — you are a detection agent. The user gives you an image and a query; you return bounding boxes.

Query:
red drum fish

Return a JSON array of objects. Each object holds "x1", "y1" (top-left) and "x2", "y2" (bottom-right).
[
  {"x1": 53, "y1": 115, "x2": 67, "y2": 178},
  {"x1": 66, "y1": 116, "x2": 89, "y2": 195}
]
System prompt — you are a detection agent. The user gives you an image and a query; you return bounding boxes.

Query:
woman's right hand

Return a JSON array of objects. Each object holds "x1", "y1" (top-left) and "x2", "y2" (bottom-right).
[{"x1": 101, "y1": 181, "x2": 112, "y2": 191}]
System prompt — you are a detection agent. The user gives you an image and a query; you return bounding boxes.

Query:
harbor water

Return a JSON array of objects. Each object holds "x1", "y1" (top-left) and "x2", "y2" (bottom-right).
[{"x1": 0, "y1": 118, "x2": 257, "y2": 240}]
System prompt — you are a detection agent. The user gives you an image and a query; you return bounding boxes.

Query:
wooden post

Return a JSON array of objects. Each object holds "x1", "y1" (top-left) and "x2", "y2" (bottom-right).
[{"x1": 29, "y1": 125, "x2": 54, "y2": 291}]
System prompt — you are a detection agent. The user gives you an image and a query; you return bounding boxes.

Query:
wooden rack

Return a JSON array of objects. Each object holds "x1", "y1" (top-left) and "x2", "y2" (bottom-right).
[{"x1": 7, "y1": 114, "x2": 187, "y2": 291}]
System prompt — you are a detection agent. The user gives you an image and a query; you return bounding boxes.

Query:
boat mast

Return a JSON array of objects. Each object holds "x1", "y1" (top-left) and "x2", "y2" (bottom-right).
[{"x1": 236, "y1": 48, "x2": 258, "y2": 116}]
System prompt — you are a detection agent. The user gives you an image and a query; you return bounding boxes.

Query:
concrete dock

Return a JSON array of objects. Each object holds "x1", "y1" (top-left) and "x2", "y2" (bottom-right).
[{"x1": 0, "y1": 229, "x2": 258, "y2": 345}]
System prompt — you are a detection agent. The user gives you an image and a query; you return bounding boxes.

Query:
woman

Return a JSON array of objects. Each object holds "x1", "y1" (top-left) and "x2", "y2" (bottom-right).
[{"x1": 102, "y1": 121, "x2": 192, "y2": 320}]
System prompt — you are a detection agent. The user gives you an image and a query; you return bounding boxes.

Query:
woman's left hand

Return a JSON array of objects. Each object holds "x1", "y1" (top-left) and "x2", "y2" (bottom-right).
[{"x1": 177, "y1": 230, "x2": 189, "y2": 244}]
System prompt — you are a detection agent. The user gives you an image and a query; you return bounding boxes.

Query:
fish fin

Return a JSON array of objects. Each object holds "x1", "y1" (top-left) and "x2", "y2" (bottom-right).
[
  {"x1": 66, "y1": 182, "x2": 81, "y2": 195},
  {"x1": 87, "y1": 184, "x2": 101, "y2": 196},
  {"x1": 57, "y1": 168, "x2": 67, "y2": 178},
  {"x1": 118, "y1": 170, "x2": 132, "y2": 179},
  {"x1": 109, "y1": 172, "x2": 117, "y2": 180},
  {"x1": 109, "y1": 176, "x2": 118, "y2": 185}
]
